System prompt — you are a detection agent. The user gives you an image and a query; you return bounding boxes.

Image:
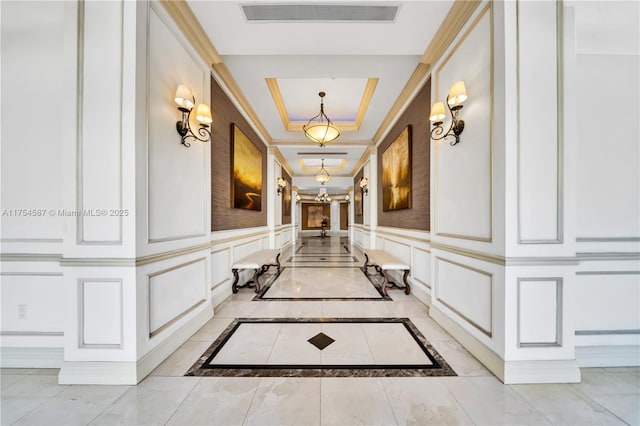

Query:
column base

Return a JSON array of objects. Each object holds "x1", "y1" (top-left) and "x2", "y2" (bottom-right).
[{"x1": 430, "y1": 304, "x2": 581, "y2": 384}]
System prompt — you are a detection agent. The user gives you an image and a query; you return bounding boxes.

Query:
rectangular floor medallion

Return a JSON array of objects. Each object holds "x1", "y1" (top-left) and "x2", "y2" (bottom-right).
[
  {"x1": 254, "y1": 267, "x2": 391, "y2": 301},
  {"x1": 185, "y1": 318, "x2": 457, "y2": 378}
]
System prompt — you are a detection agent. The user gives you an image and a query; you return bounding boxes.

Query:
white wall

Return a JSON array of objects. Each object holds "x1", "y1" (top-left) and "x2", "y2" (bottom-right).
[
  {"x1": 1, "y1": 1, "x2": 67, "y2": 366},
  {"x1": 569, "y1": 0, "x2": 640, "y2": 365}
]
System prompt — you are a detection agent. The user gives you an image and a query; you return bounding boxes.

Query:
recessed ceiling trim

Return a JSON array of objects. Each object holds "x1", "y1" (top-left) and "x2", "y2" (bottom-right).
[
  {"x1": 299, "y1": 158, "x2": 347, "y2": 173},
  {"x1": 296, "y1": 152, "x2": 348, "y2": 156},
  {"x1": 242, "y1": 4, "x2": 400, "y2": 22},
  {"x1": 266, "y1": 77, "x2": 379, "y2": 133}
]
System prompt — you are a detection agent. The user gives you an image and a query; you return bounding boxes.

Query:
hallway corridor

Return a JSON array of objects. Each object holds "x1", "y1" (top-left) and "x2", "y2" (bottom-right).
[{"x1": 2, "y1": 237, "x2": 638, "y2": 425}]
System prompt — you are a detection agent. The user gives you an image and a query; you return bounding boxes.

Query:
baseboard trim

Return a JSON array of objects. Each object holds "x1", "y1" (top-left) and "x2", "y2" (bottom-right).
[
  {"x1": 576, "y1": 345, "x2": 640, "y2": 367},
  {"x1": 59, "y1": 305, "x2": 213, "y2": 385},
  {"x1": 0, "y1": 347, "x2": 64, "y2": 368},
  {"x1": 410, "y1": 281, "x2": 431, "y2": 308},
  {"x1": 430, "y1": 305, "x2": 505, "y2": 380},
  {"x1": 430, "y1": 305, "x2": 581, "y2": 384},
  {"x1": 136, "y1": 305, "x2": 213, "y2": 381},
  {"x1": 211, "y1": 281, "x2": 232, "y2": 309},
  {"x1": 58, "y1": 361, "x2": 138, "y2": 385}
]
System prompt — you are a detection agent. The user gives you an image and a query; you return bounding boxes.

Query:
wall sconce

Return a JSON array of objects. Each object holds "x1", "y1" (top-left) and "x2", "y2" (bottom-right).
[
  {"x1": 175, "y1": 84, "x2": 212, "y2": 147},
  {"x1": 296, "y1": 194, "x2": 301, "y2": 203},
  {"x1": 345, "y1": 194, "x2": 350, "y2": 202},
  {"x1": 277, "y1": 177, "x2": 287, "y2": 196},
  {"x1": 429, "y1": 80, "x2": 467, "y2": 146},
  {"x1": 359, "y1": 177, "x2": 369, "y2": 196}
]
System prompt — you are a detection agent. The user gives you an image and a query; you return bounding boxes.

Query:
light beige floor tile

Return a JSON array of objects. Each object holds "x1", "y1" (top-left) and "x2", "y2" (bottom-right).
[
  {"x1": 166, "y1": 377, "x2": 259, "y2": 426},
  {"x1": 89, "y1": 376, "x2": 199, "y2": 425},
  {"x1": 0, "y1": 368, "x2": 38, "y2": 375},
  {"x1": 382, "y1": 377, "x2": 474, "y2": 425},
  {"x1": 13, "y1": 384, "x2": 131, "y2": 426},
  {"x1": 210, "y1": 323, "x2": 281, "y2": 365},
  {"x1": 512, "y1": 383, "x2": 626, "y2": 425},
  {"x1": 354, "y1": 301, "x2": 394, "y2": 317},
  {"x1": 362, "y1": 323, "x2": 432, "y2": 365},
  {"x1": 409, "y1": 316, "x2": 456, "y2": 342},
  {"x1": 321, "y1": 377, "x2": 397, "y2": 425},
  {"x1": 214, "y1": 300, "x2": 259, "y2": 318},
  {"x1": 1, "y1": 374, "x2": 27, "y2": 389},
  {"x1": 267, "y1": 323, "x2": 323, "y2": 364},
  {"x1": 247, "y1": 301, "x2": 292, "y2": 317},
  {"x1": 429, "y1": 341, "x2": 492, "y2": 376},
  {"x1": 1, "y1": 397, "x2": 50, "y2": 425},
  {"x1": 285, "y1": 301, "x2": 322, "y2": 317},
  {"x1": 442, "y1": 376, "x2": 550, "y2": 425},
  {"x1": 188, "y1": 317, "x2": 234, "y2": 342},
  {"x1": 244, "y1": 377, "x2": 320, "y2": 426},
  {"x1": 1, "y1": 374, "x2": 67, "y2": 398},
  {"x1": 320, "y1": 323, "x2": 374, "y2": 365},
  {"x1": 322, "y1": 301, "x2": 364, "y2": 317},
  {"x1": 151, "y1": 340, "x2": 212, "y2": 376}
]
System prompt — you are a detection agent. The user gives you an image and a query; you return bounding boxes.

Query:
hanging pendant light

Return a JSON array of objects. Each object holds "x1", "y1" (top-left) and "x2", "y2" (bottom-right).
[
  {"x1": 303, "y1": 92, "x2": 340, "y2": 147},
  {"x1": 314, "y1": 159, "x2": 331, "y2": 185}
]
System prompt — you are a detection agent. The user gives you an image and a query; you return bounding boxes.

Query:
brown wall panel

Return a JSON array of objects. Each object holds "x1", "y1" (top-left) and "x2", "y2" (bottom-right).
[
  {"x1": 211, "y1": 77, "x2": 267, "y2": 231},
  {"x1": 281, "y1": 167, "x2": 292, "y2": 225},
  {"x1": 354, "y1": 168, "x2": 364, "y2": 224},
  {"x1": 377, "y1": 79, "x2": 431, "y2": 230},
  {"x1": 301, "y1": 203, "x2": 330, "y2": 230},
  {"x1": 340, "y1": 203, "x2": 348, "y2": 230}
]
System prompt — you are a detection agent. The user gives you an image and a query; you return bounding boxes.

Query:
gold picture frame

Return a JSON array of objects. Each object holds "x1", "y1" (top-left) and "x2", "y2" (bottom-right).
[
  {"x1": 382, "y1": 126, "x2": 412, "y2": 211},
  {"x1": 231, "y1": 124, "x2": 262, "y2": 211}
]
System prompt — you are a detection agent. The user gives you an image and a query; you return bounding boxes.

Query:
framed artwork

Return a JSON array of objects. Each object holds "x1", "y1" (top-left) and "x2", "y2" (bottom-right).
[
  {"x1": 307, "y1": 205, "x2": 324, "y2": 228},
  {"x1": 231, "y1": 124, "x2": 262, "y2": 211},
  {"x1": 382, "y1": 125, "x2": 412, "y2": 211},
  {"x1": 354, "y1": 186, "x2": 362, "y2": 215},
  {"x1": 282, "y1": 169, "x2": 291, "y2": 216}
]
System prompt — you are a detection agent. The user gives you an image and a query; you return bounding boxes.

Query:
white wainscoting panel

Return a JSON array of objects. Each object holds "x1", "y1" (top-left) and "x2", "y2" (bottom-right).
[
  {"x1": 210, "y1": 248, "x2": 230, "y2": 289},
  {"x1": 148, "y1": 258, "x2": 207, "y2": 336},
  {"x1": 518, "y1": 278, "x2": 561, "y2": 346},
  {"x1": 80, "y1": 280, "x2": 122, "y2": 347},
  {"x1": 0, "y1": 274, "x2": 65, "y2": 334},
  {"x1": 434, "y1": 6, "x2": 492, "y2": 242},
  {"x1": 79, "y1": 1, "x2": 123, "y2": 243},
  {"x1": 147, "y1": 5, "x2": 208, "y2": 242},
  {"x1": 413, "y1": 247, "x2": 431, "y2": 289},
  {"x1": 574, "y1": 273, "x2": 640, "y2": 334},
  {"x1": 435, "y1": 257, "x2": 492, "y2": 336},
  {"x1": 517, "y1": 0, "x2": 560, "y2": 242}
]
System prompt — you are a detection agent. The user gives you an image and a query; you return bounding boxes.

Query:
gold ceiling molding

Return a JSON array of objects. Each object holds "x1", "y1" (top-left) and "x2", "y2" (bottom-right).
[
  {"x1": 350, "y1": 147, "x2": 372, "y2": 176},
  {"x1": 269, "y1": 139, "x2": 374, "y2": 147},
  {"x1": 266, "y1": 78, "x2": 379, "y2": 133},
  {"x1": 372, "y1": 0, "x2": 482, "y2": 144},
  {"x1": 159, "y1": 1, "x2": 222, "y2": 65},
  {"x1": 298, "y1": 159, "x2": 347, "y2": 173},
  {"x1": 160, "y1": 1, "x2": 273, "y2": 145},
  {"x1": 272, "y1": 147, "x2": 294, "y2": 177}
]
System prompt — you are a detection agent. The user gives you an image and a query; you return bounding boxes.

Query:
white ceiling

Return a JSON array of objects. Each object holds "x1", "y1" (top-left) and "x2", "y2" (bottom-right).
[{"x1": 187, "y1": 0, "x2": 455, "y2": 192}]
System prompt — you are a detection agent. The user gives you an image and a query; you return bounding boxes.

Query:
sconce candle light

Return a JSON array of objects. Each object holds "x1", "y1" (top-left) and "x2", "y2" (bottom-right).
[
  {"x1": 277, "y1": 177, "x2": 287, "y2": 196},
  {"x1": 429, "y1": 80, "x2": 467, "y2": 146},
  {"x1": 359, "y1": 177, "x2": 369, "y2": 195},
  {"x1": 175, "y1": 84, "x2": 212, "y2": 147}
]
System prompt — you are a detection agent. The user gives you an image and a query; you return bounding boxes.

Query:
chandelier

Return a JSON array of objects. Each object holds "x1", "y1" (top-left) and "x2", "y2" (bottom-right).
[
  {"x1": 314, "y1": 159, "x2": 331, "y2": 185},
  {"x1": 315, "y1": 193, "x2": 331, "y2": 203},
  {"x1": 303, "y1": 92, "x2": 340, "y2": 147}
]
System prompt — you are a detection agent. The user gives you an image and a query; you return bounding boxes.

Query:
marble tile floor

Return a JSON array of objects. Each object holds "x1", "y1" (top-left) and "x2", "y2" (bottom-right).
[
  {"x1": 2, "y1": 237, "x2": 638, "y2": 425},
  {"x1": 2, "y1": 367, "x2": 638, "y2": 425}
]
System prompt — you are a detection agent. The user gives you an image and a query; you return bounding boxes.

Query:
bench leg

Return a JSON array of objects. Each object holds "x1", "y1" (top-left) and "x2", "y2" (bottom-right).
[
  {"x1": 232, "y1": 269, "x2": 240, "y2": 293},
  {"x1": 363, "y1": 253, "x2": 370, "y2": 272},
  {"x1": 381, "y1": 270, "x2": 390, "y2": 296},
  {"x1": 253, "y1": 269, "x2": 261, "y2": 293},
  {"x1": 403, "y1": 269, "x2": 411, "y2": 295},
  {"x1": 275, "y1": 253, "x2": 281, "y2": 275}
]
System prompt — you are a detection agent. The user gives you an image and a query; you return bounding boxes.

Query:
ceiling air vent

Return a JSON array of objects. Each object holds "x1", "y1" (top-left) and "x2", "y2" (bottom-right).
[{"x1": 242, "y1": 4, "x2": 399, "y2": 22}]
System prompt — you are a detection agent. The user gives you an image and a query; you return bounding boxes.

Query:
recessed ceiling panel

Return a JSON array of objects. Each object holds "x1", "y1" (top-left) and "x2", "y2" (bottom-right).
[{"x1": 279, "y1": 77, "x2": 367, "y2": 121}]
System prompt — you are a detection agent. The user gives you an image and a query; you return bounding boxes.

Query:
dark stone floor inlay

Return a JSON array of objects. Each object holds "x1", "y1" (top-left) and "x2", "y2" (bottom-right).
[{"x1": 307, "y1": 332, "x2": 335, "y2": 350}]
